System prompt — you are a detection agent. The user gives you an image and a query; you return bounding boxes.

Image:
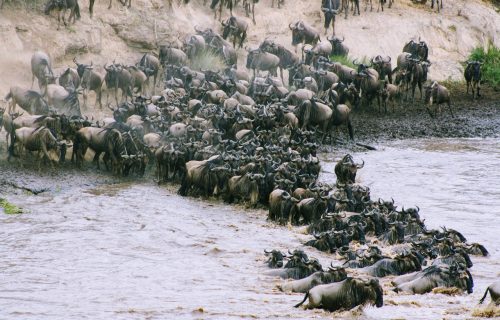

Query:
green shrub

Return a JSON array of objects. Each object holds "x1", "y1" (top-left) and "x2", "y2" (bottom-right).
[
  {"x1": 0, "y1": 198, "x2": 23, "y2": 214},
  {"x1": 330, "y1": 55, "x2": 370, "y2": 69},
  {"x1": 468, "y1": 43, "x2": 500, "y2": 87},
  {"x1": 189, "y1": 49, "x2": 226, "y2": 72}
]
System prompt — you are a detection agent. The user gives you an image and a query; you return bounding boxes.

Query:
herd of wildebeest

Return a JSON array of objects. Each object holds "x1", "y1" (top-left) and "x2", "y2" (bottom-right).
[{"x1": 1, "y1": 0, "x2": 497, "y2": 314}]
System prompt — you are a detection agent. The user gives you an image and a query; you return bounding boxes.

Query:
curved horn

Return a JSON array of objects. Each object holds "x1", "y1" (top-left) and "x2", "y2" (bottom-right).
[{"x1": 356, "y1": 160, "x2": 365, "y2": 169}]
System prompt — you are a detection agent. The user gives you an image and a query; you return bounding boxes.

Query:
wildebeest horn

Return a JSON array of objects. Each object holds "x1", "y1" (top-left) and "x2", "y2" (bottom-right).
[
  {"x1": 289, "y1": 22, "x2": 296, "y2": 30},
  {"x1": 356, "y1": 160, "x2": 365, "y2": 169},
  {"x1": 352, "y1": 59, "x2": 359, "y2": 66}
]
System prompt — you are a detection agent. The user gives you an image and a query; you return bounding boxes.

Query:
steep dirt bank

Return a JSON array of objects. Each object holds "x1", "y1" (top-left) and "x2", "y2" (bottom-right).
[
  {"x1": 348, "y1": 86, "x2": 500, "y2": 143},
  {"x1": 0, "y1": 0, "x2": 499, "y2": 99}
]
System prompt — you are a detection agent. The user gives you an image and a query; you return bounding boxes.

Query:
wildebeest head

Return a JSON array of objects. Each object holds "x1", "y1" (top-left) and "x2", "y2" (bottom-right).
[
  {"x1": 289, "y1": 21, "x2": 306, "y2": 46},
  {"x1": 245, "y1": 48, "x2": 260, "y2": 69},
  {"x1": 334, "y1": 154, "x2": 364, "y2": 185},
  {"x1": 221, "y1": 16, "x2": 237, "y2": 40},
  {"x1": 327, "y1": 35, "x2": 348, "y2": 56},
  {"x1": 368, "y1": 278, "x2": 384, "y2": 307},
  {"x1": 264, "y1": 249, "x2": 285, "y2": 268}
]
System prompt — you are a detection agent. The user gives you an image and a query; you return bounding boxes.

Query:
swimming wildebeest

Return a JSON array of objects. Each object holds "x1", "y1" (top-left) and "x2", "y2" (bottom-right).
[
  {"x1": 479, "y1": 280, "x2": 500, "y2": 305},
  {"x1": 294, "y1": 277, "x2": 383, "y2": 311}
]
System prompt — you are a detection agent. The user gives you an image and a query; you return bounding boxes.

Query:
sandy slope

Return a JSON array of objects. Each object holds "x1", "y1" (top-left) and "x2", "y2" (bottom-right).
[{"x1": 0, "y1": 0, "x2": 498, "y2": 103}]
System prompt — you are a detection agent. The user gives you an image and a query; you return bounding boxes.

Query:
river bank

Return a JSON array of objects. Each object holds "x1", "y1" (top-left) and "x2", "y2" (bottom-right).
[{"x1": 348, "y1": 84, "x2": 500, "y2": 144}]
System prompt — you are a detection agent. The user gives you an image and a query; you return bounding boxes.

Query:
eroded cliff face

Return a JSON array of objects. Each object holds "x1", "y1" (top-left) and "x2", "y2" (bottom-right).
[{"x1": 0, "y1": 0, "x2": 498, "y2": 97}]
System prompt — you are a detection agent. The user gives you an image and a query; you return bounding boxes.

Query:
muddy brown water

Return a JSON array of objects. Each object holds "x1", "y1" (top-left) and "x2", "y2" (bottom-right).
[{"x1": 0, "y1": 138, "x2": 498, "y2": 319}]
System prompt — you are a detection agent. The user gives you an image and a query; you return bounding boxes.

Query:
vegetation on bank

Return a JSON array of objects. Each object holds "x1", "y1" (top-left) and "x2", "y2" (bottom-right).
[
  {"x1": 330, "y1": 55, "x2": 370, "y2": 69},
  {"x1": 0, "y1": 198, "x2": 23, "y2": 214},
  {"x1": 189, "y1": 49, "x2": 226, "y2": 72},
  {"x1": 468, "y1": 43, "x2": 500, "y2": 88}
]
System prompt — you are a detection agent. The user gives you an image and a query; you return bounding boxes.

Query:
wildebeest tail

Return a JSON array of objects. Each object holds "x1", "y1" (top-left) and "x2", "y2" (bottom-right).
[
  {"x1": 294, "y1": 291, "x2": 309, "y2": 308},
  {"x1": 8, "y1": 125, "x2": 16, "y2": 159},
  {"x1": 479, "y1": 286, "x2": 489, "y2": 304},
  {"x1": 75, "y1": 1, "x2": 81, "y2": 19},
  {"x1": 210, "y1": 0, "x2": 219, "y2": 9},
  {"x1": 347, "y1": 118, "x2": 354, "y2": 140},
  {"x1": 44, "y1": 0, "x2": 55, "y2": 14}
]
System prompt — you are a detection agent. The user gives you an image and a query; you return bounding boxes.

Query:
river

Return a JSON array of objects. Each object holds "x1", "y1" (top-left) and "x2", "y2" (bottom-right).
[{"x1": 0, "y1": 138, "x2": 498, "y2": 319}]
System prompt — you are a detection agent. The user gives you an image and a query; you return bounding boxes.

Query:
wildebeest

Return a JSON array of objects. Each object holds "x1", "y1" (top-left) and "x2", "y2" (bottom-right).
[
  {"x1": 5, "y1": 86, "x2": 50, "y2": 115},
  {"x1": 264, "y1": 258, "x2": 323, "y2": 280},
  {"x1": 327, "y1": 103, "x2": 353, "y2": 141},
  {"x1": 104, "y1": 63, "x2": 133, "y2": 105},
  {"x1": 158, "y1": 43, "x2": 188, "y2": 67},
  {"x1": 372, "y1": 55, "x2": 392, "y2": 83},
  {"x1": 74, "y1": 59, "x2": 104, "y2": 108},
  {"x1": 44, "y1": 0, "x2": 80, "y2": 30},
  {"x1": 221, "y1": 16, "x2": 248, "y2": 49},
  {"x1": 327, "y1": 35, "x2": 349, "y2": 56},
  {"x1": 464, "y1": 61, "x2": 481, "y2": 99},
  {"x1": 424, "y1": 81, "x2": 453, "y2": 118},
  {"x1": 182, "y1": 34, "x2": 206, "y2": 60},
  {"x1": 127, "y1": 65, "x2": 148, "y2": 95},
  {"x1": 405, "y1": 58, "x2": 430, "y2": 102},
  {"x1": 138, "y1": 53, "x2": 160, "y2": 93},
  {"x1": 289, "y1": 21, "x2": 320, "y2": 49},
  {"x1": 178, "y1": 155, "x2": 226, "y2": 197},
  {"x1": 268, "y1": 189, "x2": 299, "y2": 224},
  {"x1": 403, "y1": 39, "x2": 429, "y2": 61},
  {"x1": 294, "y1": 277, "x2": 383, "y2": 311},
  {"x1": 264, "y1": 249, "x2": 285, "y2": 268},
  {"x1": 58, "y1": 67, "x2": 80, "y2": 91},
  {"x1": 31, "y1": 50, "x2": 54, "y2": 96},
  {"x1": 359, "y1": 252, "x2": 422, "y2": 277},
  {"x1": 279, "y1": 266, "x2": 347, "y2": 293},
  {"x1": 479, "y1": 280, "x2": 500, "y2": 305},
  {"x1": 260, "y1": 39, "x2": 300, "y2": 83},
  {"x1": 321, "y1": 0, "x2": 340, "y2": 34},
  {"x1": 225, "y1": 173, "x2": 263, "y2": 207},
  {"x1": 393, "y1": 264, "x2": 473, "y2": 294},
  {"x1": 246, "y1": 48, "x2": 280, "y2": 77},
  {"x1": 303, "y1": 41, "x2": 333, "y2": 67},
  {"x1": 46, "y1": 84, "x2": 81, "y2": 117},
  {"x1": 73, "y1": 126, "x2": 125, "y2": 174},
  {"x1": 9, "y1": 126, "x2": 66, "y2": 170},
  {"x1": 334, "y1": 154, "x2": 364, "y2": 184}
]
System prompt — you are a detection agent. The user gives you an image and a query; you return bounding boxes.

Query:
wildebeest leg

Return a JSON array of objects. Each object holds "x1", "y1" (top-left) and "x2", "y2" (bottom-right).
[
  {"x1": 114, "y1": 87, "x2": 119, "y2": 106},
  {"x1": 95, "y1": 152, "x2": 104, "y2": 169},
  {"x1": 418, "y1": 81, "x2": 422, "y2": 101},
  {"x1": 447, "y1": 101, "x2": 454, "y2": 117},
  {"x1": 89, "y1": 0, "x2": 94, "y2": 18},
  {"x1": 240, "y1": 31, "x2": 247, "y2": 49},
  {"x1": 252, "y1": 3, "x2": 255, "y2": 24},
  {"x1": 108, "y1": 0, "x2": 112, "y2": 9},
  {"x1": 83, "y1": 91, "x2": 88, "y2": 109},
  {"x1": 96, "y1": 88, "x2": 102, "y2": 109}
]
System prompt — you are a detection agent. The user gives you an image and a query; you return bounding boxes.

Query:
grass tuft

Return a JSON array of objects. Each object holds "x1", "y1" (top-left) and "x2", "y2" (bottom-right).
[
  {"x1": 0, "y1": 198, "x2": 23, "y2": 214},
  {"x1": 189, "y1": 49, "x2": 226, "y2": 72},
  {"x1": 468, "y1": 42, "x2": 500, "y2": 88}
]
